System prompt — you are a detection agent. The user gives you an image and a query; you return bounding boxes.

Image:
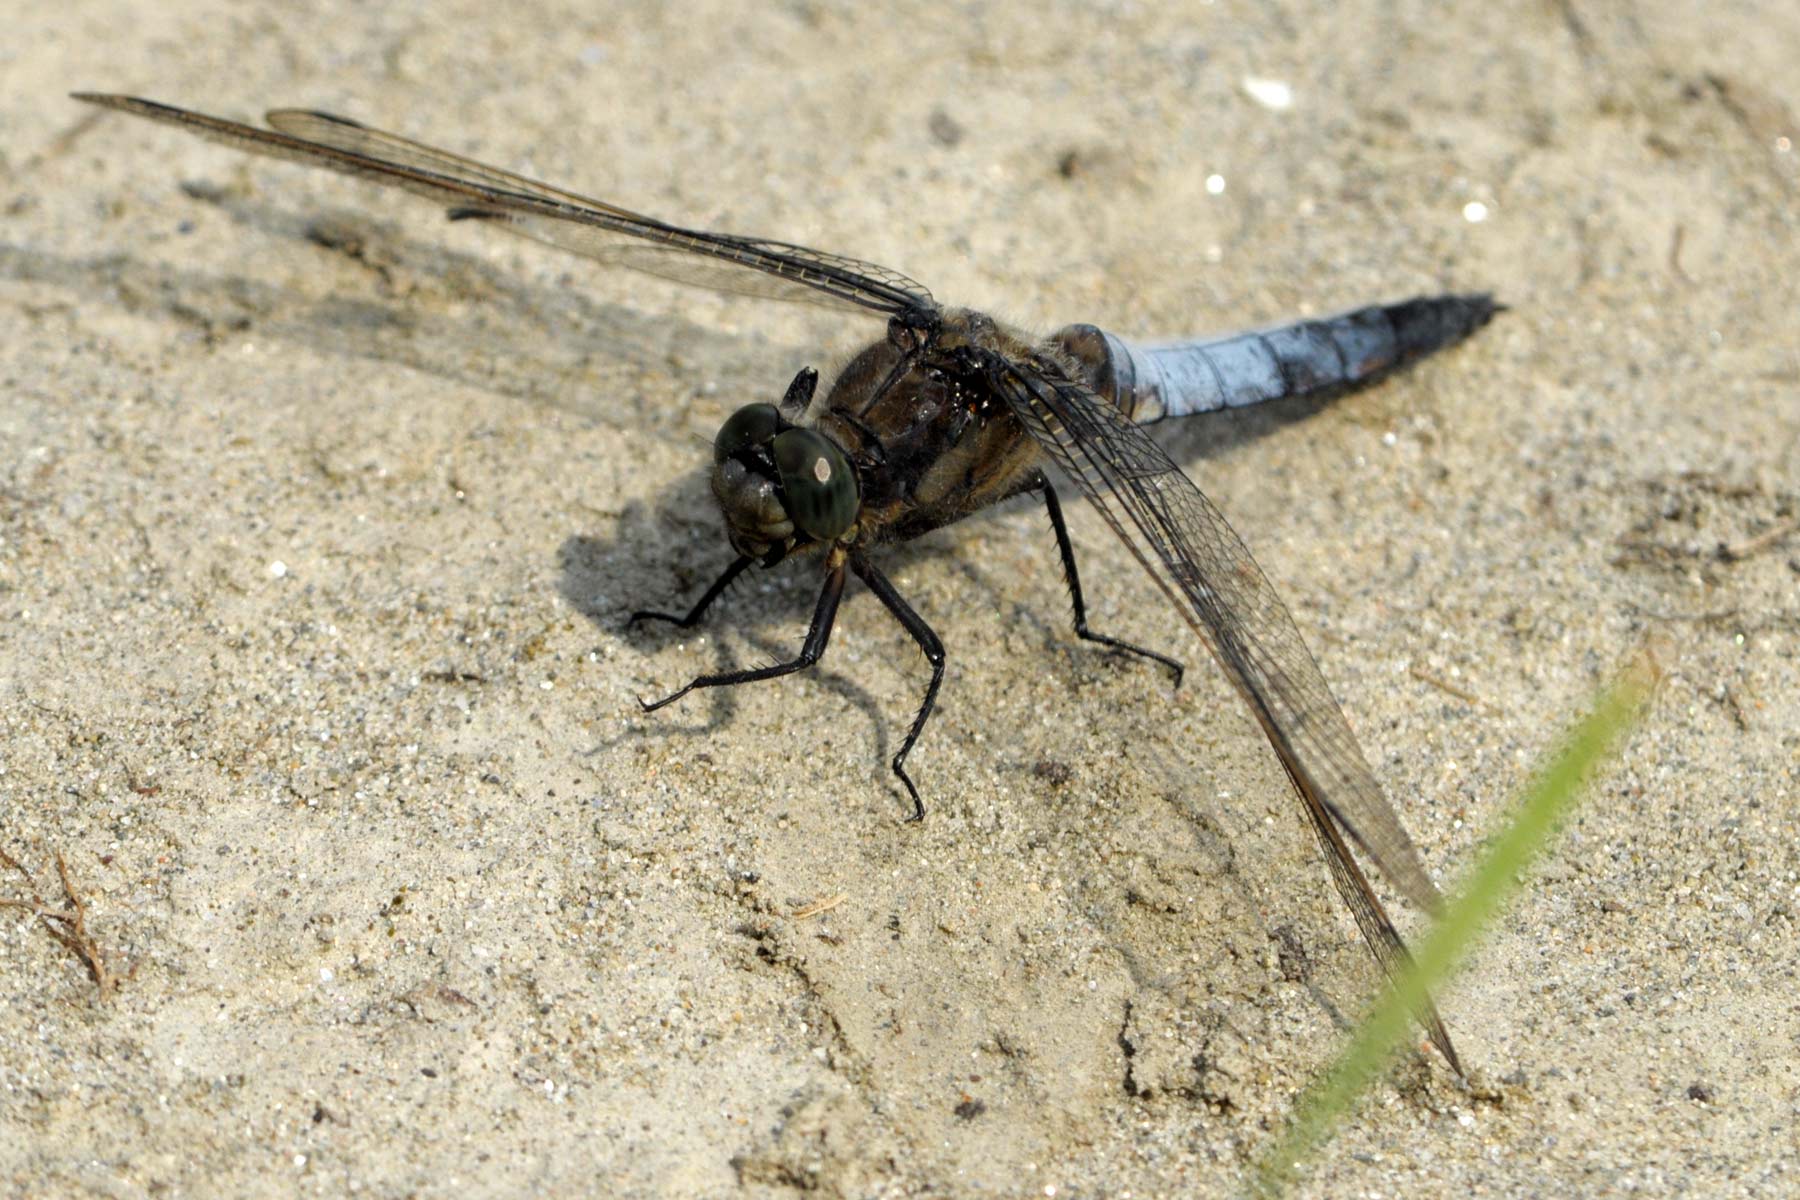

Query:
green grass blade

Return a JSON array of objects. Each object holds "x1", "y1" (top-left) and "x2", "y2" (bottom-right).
[{"x1": 1249, "y1": 659, "x2": 1656, "y2": 1198}]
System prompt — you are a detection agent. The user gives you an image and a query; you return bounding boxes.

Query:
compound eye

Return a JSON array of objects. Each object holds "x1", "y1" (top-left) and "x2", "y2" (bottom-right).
[
  {"x1": 714, "y1": 403, "x2": 781, "y2": 464},
  {"x1": 772, "y1": 428, "x2": 858, "y2": 541}
]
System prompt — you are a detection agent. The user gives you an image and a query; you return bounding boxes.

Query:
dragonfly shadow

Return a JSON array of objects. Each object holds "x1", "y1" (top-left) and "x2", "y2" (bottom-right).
[
  {"x1": 1145, "y1": 386, "x2": 1356, "y2": 465},
  {"x1": 560, "y1": 513, "x2": 934, "y2": 810},
  {"x1": 1008, "y1": 760, "x2": 1370, "y2": 1058},
  {"x1": 1165, "y1": 790, "x2": 1365, "y2": 1040},
  {"x1": 1161, "y1": 787, "x2": 1379, "y2": 1050},
  {"x1": 3, "y1": 201, "x2": 801, "y2": 428}
]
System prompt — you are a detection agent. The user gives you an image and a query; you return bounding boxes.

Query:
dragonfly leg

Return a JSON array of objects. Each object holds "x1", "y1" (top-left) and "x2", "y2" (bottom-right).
[
  {"x1": 628, "y1": 554, "x2": 754, "y2": 628},
  {"x1": 638, "y1": 557, "x2": 845, "y2": 711},
  {"x1": 851, "y1": 552, "x2": 945, "y2": 822},
  {"x1": 1037, "y1": 480, "x2": 1185, "y2": 688}
]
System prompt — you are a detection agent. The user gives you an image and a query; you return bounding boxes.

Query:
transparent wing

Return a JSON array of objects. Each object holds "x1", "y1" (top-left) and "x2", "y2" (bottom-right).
[
  {"x1": 73, "y1": 93, "x2": 936, "y2": 318},
  {"x1": 988, "y1": 351, "x2": 1460, "y2": 1071}
]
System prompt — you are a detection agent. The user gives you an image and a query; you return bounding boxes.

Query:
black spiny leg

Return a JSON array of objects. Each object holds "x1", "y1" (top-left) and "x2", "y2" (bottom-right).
[
  {"x1": 850, "y1": 552, "x2": 946, "y2": 822},
  {"x1": 629, "y1": 554, "x2": 754, "y2": 628},
  {"x1": 1039, "y1": 480, "x2": 1185, "y2": 688},
  {"x1": 639, "y1": 557, "x2": 845, "y2": 713}
]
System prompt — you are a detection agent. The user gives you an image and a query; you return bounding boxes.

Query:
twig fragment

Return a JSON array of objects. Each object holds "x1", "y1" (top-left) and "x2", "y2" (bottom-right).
[
  {"x1": 0, "y1": 847, "x2": 116, "y2": 998},
  {"x1": 790, "y1": 893, "x2": 848, "y2": 920},
  {"x1": 1409, "y1": 666, "x2": 1492, "y2": 711},
  {"x1": 1719, "y1": 519, "x2": 1797, "y2": 562}
]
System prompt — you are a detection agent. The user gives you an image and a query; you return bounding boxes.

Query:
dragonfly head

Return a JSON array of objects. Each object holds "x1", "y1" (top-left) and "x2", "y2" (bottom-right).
[{"x1": 710, "y1": 377, "x2": 859, "y2": 563}]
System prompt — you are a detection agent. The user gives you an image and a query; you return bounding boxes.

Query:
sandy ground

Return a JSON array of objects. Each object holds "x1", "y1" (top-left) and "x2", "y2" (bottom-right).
[{"x1": 3, "y1": 1, "x2": 1797, "y2": 1196}]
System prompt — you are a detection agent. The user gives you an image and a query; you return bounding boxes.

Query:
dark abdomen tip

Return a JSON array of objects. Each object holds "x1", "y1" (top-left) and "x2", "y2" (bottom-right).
[{"x1": 1384, "y1": 293, "x2": 1503, "y2": 362}]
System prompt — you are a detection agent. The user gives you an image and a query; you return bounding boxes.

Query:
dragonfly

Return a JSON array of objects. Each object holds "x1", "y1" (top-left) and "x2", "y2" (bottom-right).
[{"x1": 73, "y1": 92, "x2": 1498, "y2": 1072}]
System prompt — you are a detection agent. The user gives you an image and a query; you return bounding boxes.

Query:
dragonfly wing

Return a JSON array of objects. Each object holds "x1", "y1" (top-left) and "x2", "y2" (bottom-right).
[
  {"x1": 263, "y1": 108, "x2": 655, "y2": 211},
  {"x1": 447, "y1": 209, "x2": 935, "y2": 311},
  {"x1": 73, "y1": 94, "x2": 936, "y2": 318},
  {"x1": 987, "y1": 350, "x2": 1459, "y2": 1070}
]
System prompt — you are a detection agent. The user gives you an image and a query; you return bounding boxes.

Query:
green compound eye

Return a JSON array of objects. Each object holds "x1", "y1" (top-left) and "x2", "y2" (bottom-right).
[
  {"x1": 714, "y1": 403, "x2": 781, "y2": 463},
  {"x1": 772, "y1": 428, "x2": 858, "y2": 541}
]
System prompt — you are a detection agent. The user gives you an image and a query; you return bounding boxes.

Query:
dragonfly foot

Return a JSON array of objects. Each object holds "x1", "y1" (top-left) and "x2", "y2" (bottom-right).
[
  {"x1": 894, "y1": 760, "x2": 926, "y2": 822},
  {"x1": 1086, "y1": 635, "x2": 1185, "y2": 689},
  {"x1": 638, "y1": 685, "x2": 692, "y2": 714}
]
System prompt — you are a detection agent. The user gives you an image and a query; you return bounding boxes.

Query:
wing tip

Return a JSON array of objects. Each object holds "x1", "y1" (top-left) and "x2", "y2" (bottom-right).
[
  {"x1": 1426, "y1": 1013, "x2": 1466, "y2": 1077},
  {"x1": 71, "y1": 91, "x2": 141, "y2": 110}
]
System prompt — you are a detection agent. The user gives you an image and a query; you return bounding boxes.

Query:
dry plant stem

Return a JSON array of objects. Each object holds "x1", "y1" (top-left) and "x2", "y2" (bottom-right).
[
  {"x1": 791, "y1": 893, "x2": 849, "y2": 920},
  {"x1": 1720, "y1": 519, "x2": 1797, "y2": 562},
  {"x1": 0, "y1": 846, "x2": 116, "y2": 998},
  {"x1": 1408, "y1": 666, "x2": 1490, "y2": 710}
]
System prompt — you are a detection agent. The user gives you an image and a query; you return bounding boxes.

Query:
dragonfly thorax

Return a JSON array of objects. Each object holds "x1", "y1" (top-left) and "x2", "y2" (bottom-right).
[{"x1": 710, "y1": 397, "x2": 859, "y2": 563}]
